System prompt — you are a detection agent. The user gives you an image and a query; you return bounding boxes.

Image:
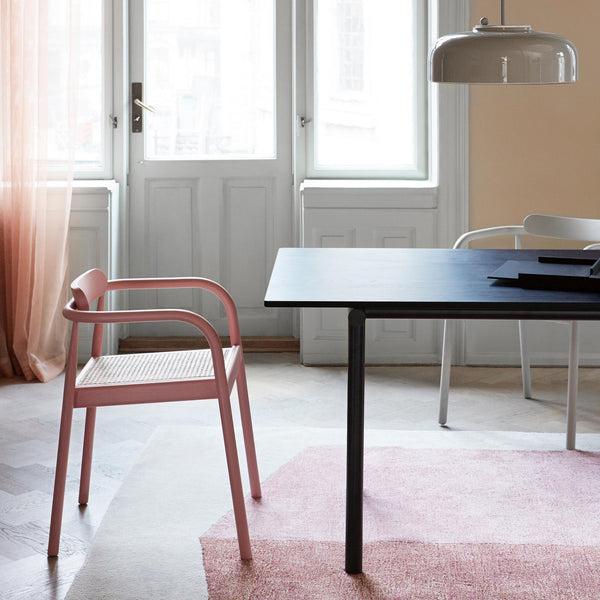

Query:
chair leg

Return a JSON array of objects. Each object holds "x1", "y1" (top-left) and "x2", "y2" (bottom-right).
[
  {"x1": 48, "y1": 397, "x2": 75, "y2": 556},
  {"x1": 79, "y1": 407, "x2": 97, "y2": 505},
  {"x1": 235, "y1": 359, "x2": 261, "y2": 499},
  {"x1": 518, "y1": 320, "x2": 532, "y2": 399},
  {"x1": 216, "y1": 384, "x2": 252, "y2": 560},
  {"x1": 566, "y1": 321, "x2": 579, "y2": 450},
  {"x1": 439, "y1": 320, "x2": 455, "y2": 425}
]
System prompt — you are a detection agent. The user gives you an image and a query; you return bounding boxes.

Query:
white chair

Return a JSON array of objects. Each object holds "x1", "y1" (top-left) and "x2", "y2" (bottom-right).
[{"x1": 439, "y1": 214, "x2": 600, "y2": 450}]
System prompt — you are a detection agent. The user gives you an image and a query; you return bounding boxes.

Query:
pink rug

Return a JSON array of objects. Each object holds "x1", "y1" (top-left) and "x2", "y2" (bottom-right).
[{"x1": 201, "y1": 447, "x2": 600, "y2": 599}]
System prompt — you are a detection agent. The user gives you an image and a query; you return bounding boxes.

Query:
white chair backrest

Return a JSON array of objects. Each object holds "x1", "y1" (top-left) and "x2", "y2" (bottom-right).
[{"x1": 523, "y1": 214, "x2": 600, "y2": 242}]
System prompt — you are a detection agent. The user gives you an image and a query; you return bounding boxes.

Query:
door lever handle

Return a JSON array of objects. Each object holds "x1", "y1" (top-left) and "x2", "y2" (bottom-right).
[
  {"x1": 133, "y1": 98, "x2": 157, "y2": 113},
  {"x1": 132, "y1": 82, "x2": 156, "y2": 133}
]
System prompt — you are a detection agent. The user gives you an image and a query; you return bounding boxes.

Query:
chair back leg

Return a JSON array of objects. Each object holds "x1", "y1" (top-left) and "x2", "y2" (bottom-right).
[
  {"x1": 79, "y1": 407, "x2": 97, "y2": 505},
  {"x1": 235, "y1": 359, "x2": 262, "y2": 500}
]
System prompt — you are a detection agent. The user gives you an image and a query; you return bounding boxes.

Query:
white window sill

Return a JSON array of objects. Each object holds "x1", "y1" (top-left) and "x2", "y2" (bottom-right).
[
  {"x1": 48, "y1": 179, "x2": 119, "y2": 193},
  {"x1": 301, "y1": 179, "x2": 437, "y2": 191},
  {"x1": 300, "y1": 179, "x2": 439, "y2": 210}
]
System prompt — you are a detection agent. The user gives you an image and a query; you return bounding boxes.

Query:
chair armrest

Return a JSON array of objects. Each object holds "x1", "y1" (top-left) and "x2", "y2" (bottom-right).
[
  {"x1": 106, "y1": 277, "x2": 242, "y2": 344},
  {"x1": 63, "y1": 303, "x2": 224, "y2": 355},
  {"x1": 107, "y1": 277, "x2": 225, "y2": 292},
  {"x1": 454, "y1": 225, "x2": 525, "y2": 249}
]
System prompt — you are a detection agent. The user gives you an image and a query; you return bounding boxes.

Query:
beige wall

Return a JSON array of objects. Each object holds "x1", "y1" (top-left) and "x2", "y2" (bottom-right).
[{"x1": 468, "y1": 1, "x2": 600, "y2": 246}]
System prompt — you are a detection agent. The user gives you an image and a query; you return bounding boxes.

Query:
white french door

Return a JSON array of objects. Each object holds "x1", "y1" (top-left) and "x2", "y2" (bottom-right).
[{"x1": 128, "y1": 0, "x2": 293, "y2": 337}]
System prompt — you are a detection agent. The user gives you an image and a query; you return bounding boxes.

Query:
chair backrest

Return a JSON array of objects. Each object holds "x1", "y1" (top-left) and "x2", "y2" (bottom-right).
[
  {"x1": 70, "y1": 269, "x2": 108, "y2": 311},
  {"x1": 523, "y1": 214, "x2": 600, "y2": 243}
]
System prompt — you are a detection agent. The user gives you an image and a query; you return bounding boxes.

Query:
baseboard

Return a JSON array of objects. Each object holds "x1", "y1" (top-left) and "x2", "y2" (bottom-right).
[{"x1": 118, "y1": 336, "x2": 300, "y2": 354}]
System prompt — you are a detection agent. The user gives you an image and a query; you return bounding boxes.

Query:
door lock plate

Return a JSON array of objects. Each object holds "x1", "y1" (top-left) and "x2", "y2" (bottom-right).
[{"x1": 132, "y1": 82, "x2": 144, "y2": 133}]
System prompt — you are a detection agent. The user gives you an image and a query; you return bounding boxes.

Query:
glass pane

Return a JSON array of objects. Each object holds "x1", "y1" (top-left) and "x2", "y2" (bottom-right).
[
  {"x1": 47, "y1": 0, "x2": 105, "y2": 172},
  {"x1": 314, "y1": 0, "x2": 422, "y2": 174},
  {"x1": 145, "y1": 0, "x2": 275, "y2": 160}
]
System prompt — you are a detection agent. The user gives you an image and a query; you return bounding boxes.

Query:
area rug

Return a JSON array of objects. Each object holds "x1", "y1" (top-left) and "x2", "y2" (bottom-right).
[
  {"x1": 202, "y1": 446, "x2": 600, "y2": 599},
  {"x1": 65, "y1": 427, "x2": 600, "y2": 599}
]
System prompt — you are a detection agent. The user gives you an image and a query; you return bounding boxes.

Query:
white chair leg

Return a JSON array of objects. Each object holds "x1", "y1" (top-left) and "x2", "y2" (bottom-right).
[
  {"x1": 566, "y1": 321, "x2": 579, "y2": 450},
  {"x1": 439, "y1": 320, "x2": 455, "y2": 425},
  {"x1": 518, "y1": 320, "x2": 532, "y2": 399}
]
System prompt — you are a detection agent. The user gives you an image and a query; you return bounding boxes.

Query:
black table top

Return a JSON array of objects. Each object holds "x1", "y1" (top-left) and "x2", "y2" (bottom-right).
[{"x1": 264, "y1": 248, "x2": 600, "y2": 320}]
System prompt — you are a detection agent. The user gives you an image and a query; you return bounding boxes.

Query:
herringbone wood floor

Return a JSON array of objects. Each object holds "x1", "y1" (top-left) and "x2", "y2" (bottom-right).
[{"x1": 2, "y1": 352, "x2": 600, "y2": 599}]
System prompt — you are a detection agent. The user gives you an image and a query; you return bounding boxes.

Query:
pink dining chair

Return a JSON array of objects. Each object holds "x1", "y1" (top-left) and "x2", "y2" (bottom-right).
[{"x1": 48, "y1": 269, "x2": 261, "y2": 560}]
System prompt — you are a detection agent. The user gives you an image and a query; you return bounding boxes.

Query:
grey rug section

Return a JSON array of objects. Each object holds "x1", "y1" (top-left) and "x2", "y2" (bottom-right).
[{"x1": 65, "y1": 427, "x2": 600, "y2": 600}]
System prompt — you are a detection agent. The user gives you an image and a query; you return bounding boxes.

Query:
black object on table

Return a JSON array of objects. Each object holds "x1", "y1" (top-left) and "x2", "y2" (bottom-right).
[
  {"x1": 264, "y1": 247, "x2": 600, "y2": 575},
  {"x1": 490, "y1": 255, "x2": 600, "y2": 291}
]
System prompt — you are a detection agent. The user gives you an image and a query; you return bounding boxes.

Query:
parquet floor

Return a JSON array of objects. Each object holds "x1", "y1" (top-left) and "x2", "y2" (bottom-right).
[{"x1": 2, "y1": 352, "x2": 600, "y2": 599}]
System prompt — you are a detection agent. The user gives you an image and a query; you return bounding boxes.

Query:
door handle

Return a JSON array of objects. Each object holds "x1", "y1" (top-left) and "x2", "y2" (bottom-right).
[
  {"x1": 133, "y1": 98, "x2": 157, "y2": 113},
  {"x1": 131, "y1": 82, "x2": 156, "y2": 133}
]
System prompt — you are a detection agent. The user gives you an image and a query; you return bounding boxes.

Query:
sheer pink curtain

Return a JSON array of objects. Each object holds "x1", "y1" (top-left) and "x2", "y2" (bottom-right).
[{"x1": 0, "y1": 0, "x2": 78, "y2": 382}]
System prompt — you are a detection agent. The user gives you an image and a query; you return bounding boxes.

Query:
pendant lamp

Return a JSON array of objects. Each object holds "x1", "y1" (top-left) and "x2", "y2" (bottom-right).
[{"x1": 430, "y1": 0, "x2": 578, "y2": 84}]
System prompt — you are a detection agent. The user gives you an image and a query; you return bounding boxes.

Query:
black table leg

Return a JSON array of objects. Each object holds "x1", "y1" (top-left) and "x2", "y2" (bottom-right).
[{"x1": 345, "y1": 308, "x2": 366, "y2": 574}]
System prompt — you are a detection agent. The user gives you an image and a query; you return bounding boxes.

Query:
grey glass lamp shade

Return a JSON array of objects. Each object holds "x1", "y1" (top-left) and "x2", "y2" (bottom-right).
[{"x1": 430, "y1": 25, "x2": 578, "y2": 84}]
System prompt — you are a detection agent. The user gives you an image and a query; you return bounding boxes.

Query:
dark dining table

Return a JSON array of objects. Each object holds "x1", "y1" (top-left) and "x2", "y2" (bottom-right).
[{"x1": 264, "y1": 247, "x2": 600, "y2": 574}]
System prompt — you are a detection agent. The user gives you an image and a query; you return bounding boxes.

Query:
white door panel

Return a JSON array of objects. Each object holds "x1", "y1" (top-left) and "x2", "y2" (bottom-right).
[{"x1": 129, "y1": 1, "x2": 292, "y2": 337}]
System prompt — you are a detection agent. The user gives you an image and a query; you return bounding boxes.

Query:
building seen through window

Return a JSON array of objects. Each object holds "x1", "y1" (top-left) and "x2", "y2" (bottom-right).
[
  {"x1": 313, "y1": 0, "x2": 425, "y2": 178},
  {"x1": 145, "y1": 0, "x2": 275, "y2": 160}
]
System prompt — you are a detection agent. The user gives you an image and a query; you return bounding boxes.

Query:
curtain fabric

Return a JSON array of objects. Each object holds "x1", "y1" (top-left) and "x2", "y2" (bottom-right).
[{"x1": 0, "y1": 0, "x2": 77, "y2": 382}]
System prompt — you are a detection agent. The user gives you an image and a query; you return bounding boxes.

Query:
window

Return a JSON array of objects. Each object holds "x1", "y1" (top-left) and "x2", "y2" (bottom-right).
[
  {"x1": 144, "y1": 0, "x2": 276, "y2": 160},
  {"x1": 308, "y1": 0, "x2": 428, "y2": 179},
  {"x1": 47, "y1": 0, "x2": 112, "y2": 177},
  {"x1": 337, "y1": 0, "x2": 364, "y2": 93}
]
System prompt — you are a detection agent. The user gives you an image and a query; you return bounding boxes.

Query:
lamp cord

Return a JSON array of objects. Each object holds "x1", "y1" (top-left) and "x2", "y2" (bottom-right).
[{"x1": 501, "y1": 0, "x2": 505, "y2": 25}]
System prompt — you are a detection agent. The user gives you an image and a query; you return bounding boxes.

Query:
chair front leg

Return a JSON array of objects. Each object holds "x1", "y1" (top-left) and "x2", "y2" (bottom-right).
[
  {"x1": 566, "y1": 321, "x2": 579, "y2": 450},
  {"x1": 48, "y1": 395, "x2": 75, "y2": 556},
  {"x1": 439, "y1": 320, "x2": 455, "y2": 425},
  {"x1": 235, "y1": 358, "x2": 261, "y2": 499},
  {"x1": 216, "y1": 380, "x2": 252, "y2": 560},
  {"x1": 518, "y1": 320, "x2": 532, "y2": 399}
]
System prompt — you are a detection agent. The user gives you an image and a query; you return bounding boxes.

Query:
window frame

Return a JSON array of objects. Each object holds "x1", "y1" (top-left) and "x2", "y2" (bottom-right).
[{"x1": 305, "y1": 0, "x2": 429, "y2": 180}]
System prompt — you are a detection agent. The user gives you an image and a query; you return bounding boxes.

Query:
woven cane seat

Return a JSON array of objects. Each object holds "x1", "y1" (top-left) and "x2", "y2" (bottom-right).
[{"x1": 77, "y1": 348, "x2": 236, "y2": 387}]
